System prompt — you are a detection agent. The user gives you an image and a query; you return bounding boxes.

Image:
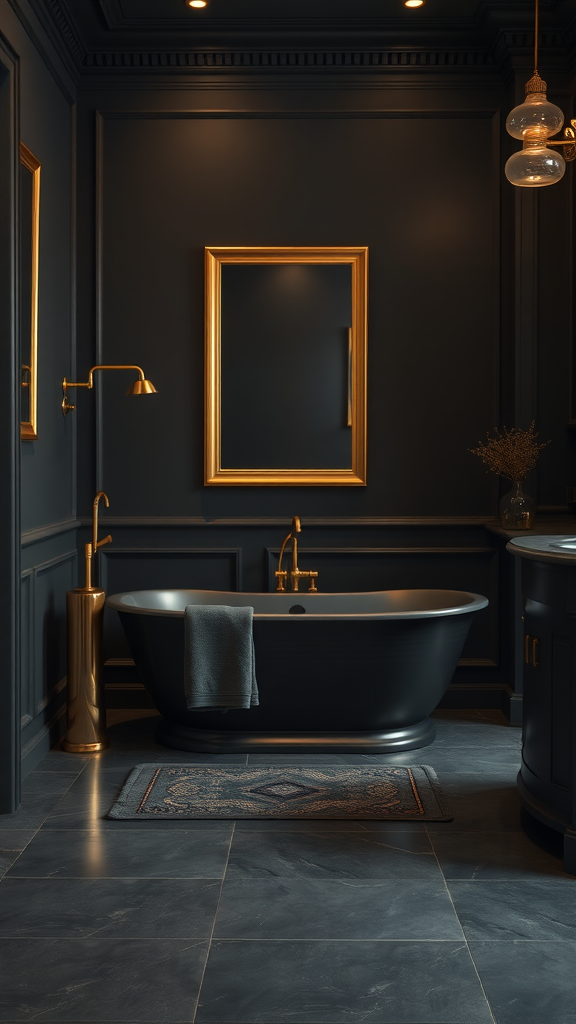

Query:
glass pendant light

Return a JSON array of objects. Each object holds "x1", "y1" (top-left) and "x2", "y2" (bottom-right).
[{"x1": 505, "y1": 0, "x2": 567, "y2": 187}]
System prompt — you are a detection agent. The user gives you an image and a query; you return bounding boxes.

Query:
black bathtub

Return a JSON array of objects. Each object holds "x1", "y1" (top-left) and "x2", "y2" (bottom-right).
[{"x1": 106, "y1": 588, "x2": 488, "y2": 753}]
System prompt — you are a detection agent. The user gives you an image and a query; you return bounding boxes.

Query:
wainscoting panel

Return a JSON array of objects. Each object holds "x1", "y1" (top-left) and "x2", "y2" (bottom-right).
[
  {"x1": 100, "y1": 547, "x2": 241, "y2": 659},
  {"x1": 20, "y1": 570, "x2": 34, "y2": 728},
  {"x1": 20, "y1": 547, "x2": 78, "y2": 777},
  {"x1": 33, "y1": 550, "x2": 77, "y2": 715}
]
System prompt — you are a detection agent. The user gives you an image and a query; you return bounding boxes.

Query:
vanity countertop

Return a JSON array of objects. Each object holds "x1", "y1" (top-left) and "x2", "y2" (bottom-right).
[
  {"x1": 487, "y1": 518, "x2": 576, "y2": 540},
  {"x1": 506, "y1": 534, "x2": 576, "y2": 565}
]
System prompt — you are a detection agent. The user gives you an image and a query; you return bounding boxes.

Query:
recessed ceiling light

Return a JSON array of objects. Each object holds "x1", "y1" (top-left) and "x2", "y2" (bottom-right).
[
  {"x1": 404, "y1": 1, "x2": 425, "y2": 7},
  {"x1": 187, "y1": 0, "x2": 208, "y2": 8}
]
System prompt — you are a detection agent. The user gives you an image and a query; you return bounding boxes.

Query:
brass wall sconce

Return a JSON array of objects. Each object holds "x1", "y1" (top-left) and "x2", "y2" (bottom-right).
[
  {"x1": 61, "y1": 364, "x2": 157, "y2": 415},
  {"x1": 505, "y1": 0, "x2": 576, "y2": 187}
]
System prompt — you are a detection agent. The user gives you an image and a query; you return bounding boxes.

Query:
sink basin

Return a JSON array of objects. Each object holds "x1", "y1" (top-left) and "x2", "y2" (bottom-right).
[
  {"x1": 550, "y1": 538, "x2": 576, "y2": 551},
  {"x1": 507, "y1": 535, "x2": 576, "y2": 563}
]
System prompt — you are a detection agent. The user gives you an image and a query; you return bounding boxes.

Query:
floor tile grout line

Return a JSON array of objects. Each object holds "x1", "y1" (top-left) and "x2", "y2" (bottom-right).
[
  {"x1": 426, "y1": 816, "x2": 497, "y2": 1024},
  {"x1": 5, "y1": 935, "x2": 572, "y2": 942},
  {"x1": 465, "y1": 940, "x2": 499, "y2": 1024},
  {"x1": 191, "y1": 821, "x2": 236, "y2": 1024},
  {"x1": 0, "y1": 875, "x2": 229, "y2": 884}
]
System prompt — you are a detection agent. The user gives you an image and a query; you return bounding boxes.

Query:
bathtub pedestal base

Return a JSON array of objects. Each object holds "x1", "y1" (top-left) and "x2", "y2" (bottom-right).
[{"x1": 155, "y1": 717, "x2": 436, "y2": 754}]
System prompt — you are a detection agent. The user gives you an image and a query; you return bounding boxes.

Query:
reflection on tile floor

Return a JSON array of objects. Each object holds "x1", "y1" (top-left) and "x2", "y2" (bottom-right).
[{"x1": 0, "y1": 708, "x2": 574, "y2": 1024}]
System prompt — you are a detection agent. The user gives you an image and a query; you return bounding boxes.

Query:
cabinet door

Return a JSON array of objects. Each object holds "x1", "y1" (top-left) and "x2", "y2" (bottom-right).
[{"x1": 523, "y1": 602, "x2": 573, "y2": 792}]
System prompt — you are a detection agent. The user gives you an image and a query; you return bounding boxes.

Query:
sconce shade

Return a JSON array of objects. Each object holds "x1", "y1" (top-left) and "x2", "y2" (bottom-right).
[
  {"x1": 504, "y1": 4, "x2": 575, "y2": 187},
  {"x1": 506, "y1": 88, "x2": 564, "y2": 140},
  {"x1": 505, "y1": 72, "x2": 567, "y2": 187},
  {"x1": 126, "y1": 378, "x2": 157, "y2": 396},
  {"x1": 505, "y1": 140, "x2": 566, "y2": 187}
]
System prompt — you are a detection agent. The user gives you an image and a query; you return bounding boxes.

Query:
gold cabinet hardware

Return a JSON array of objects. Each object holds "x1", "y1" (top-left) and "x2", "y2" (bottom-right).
[{"x1": 525, "y1": 633, "x2": 540, "y2": 667}]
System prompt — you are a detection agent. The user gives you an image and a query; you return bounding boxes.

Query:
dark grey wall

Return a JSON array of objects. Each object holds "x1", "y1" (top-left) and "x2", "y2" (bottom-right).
[
  {"x1": 70, "y1": 75, "x2": 516, "y2": 712},
  {"x1": 0, "y1": 0, "x2": 76, "y2": 790},
  {"x1": 87, "y1": 106, "x2": 500, "y2": 518}
]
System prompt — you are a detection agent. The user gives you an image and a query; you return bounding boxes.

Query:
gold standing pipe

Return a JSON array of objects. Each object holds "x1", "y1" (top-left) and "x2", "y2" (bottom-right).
[
  {"x1": 63, "y1": 493, "x2": 112, "y2": 754},
  {"x1": 63, "y1": 588, "x2": 108, "y2": 753}
]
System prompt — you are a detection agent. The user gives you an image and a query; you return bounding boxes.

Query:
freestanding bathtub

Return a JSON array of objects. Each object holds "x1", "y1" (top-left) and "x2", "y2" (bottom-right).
[{"x1": 107, "y1": 589, "x2": 488, "y2": 753}]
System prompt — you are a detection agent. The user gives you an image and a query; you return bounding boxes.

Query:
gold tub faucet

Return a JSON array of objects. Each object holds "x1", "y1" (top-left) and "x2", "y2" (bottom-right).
[
  {"x1": 83, "y1": 491, "x2": 112, "y2": 590},
  {"x1": 275, "y1": 516, "x2": 319, "y2": 592}
]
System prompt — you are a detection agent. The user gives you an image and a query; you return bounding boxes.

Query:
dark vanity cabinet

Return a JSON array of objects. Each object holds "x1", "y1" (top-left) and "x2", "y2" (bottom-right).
[{"x1": 509, "y1": 549, "x2": 576, "y2": 873}]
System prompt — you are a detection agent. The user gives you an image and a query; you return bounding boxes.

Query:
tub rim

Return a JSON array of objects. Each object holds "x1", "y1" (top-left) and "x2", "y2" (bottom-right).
[{"x1": 106, "y1": 588, "x2": 488, "y2": 621}]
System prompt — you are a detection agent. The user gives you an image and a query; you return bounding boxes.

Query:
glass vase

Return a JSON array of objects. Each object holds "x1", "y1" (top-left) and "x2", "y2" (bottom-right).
[{"x1": 499, "y1": 480, "x2": 535, "y2": 530}]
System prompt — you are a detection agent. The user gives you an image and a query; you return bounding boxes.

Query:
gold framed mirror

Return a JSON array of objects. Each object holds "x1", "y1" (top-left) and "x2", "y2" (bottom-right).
[
  {"x1": 20, "y1": 142, "x2": 40, "y2": 441},
  {"x1": 205, "y1": 246, "x2": 368, "y2": 486}
]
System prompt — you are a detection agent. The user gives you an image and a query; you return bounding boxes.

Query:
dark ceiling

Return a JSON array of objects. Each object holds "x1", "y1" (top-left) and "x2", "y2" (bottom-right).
[{"x1": 58, "y1": 0, "x2": 575, "y2": 43}]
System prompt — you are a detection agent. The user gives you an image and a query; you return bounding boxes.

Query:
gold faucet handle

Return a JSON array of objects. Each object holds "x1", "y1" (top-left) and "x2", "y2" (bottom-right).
[
  {"x1": 307, "y1": 572, "x2": 318, "y2": 592},
  {"x1": 96, "y1": 534, "x2": 112, "y2": 550},
  {"x1": 275, "y1": 570, "x2": 288, "y2": 592}
]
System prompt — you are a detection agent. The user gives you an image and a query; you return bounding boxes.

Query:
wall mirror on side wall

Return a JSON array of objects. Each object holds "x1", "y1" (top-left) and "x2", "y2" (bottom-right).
[
  {"x1": 19, "y1": 142, "x2": 40, "y2": 441},
  {"x1": 205, "y1": 246, "x2": 368, "y2": 485}
]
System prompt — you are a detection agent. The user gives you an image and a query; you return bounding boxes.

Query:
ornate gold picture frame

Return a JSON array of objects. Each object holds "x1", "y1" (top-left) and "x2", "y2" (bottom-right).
[
  {"x1": 20, "y1": 142, "x2": 40, "y2": 441},
  {"x1": 204, "y1": 246, "x2": 368, "y2": 486}
]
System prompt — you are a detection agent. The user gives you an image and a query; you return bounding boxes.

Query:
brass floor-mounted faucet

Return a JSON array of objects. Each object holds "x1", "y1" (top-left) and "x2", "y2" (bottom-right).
[
  {"x1": 83, "y1": 491, "x2": 112, "y2": 590},
  {"x1": 275, "y1": 516, "x2": 319, "y2": 592}
]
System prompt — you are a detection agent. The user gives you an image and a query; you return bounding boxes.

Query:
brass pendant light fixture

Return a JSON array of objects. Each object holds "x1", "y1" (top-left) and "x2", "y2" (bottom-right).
[{"x1": 505, "y1": 0, "x2": 576, "y2": 187}]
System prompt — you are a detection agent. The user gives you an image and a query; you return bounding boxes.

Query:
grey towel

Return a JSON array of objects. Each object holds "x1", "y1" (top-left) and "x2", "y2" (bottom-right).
[{"x1": 184, "y1": 604, "x2": 259, "y2": 711}]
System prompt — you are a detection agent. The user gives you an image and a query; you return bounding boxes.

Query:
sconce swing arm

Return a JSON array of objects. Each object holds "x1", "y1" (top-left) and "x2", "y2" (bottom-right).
[
  {"x1": 542, "y1": 124, "x2": 576, "y2": 162},
  {"x1": 62, "y1": 364, "x2": 157, "y2": 415}
]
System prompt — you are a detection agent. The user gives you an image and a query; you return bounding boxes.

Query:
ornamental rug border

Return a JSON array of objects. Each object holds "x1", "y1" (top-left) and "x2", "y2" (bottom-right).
[{"x1": 107, "y1": 764, "x2": 452, "y2": 821}]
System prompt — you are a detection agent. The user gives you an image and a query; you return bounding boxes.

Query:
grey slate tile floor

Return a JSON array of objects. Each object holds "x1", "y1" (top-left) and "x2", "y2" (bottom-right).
[{"x1": 0, "y1": 708, "x2": 574, "y2": 1024}]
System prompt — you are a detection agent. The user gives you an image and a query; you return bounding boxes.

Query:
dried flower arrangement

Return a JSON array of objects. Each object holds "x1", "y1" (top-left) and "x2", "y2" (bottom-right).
[{"x1": 470, "y1": 421, "x2": 550, "y2": 483}]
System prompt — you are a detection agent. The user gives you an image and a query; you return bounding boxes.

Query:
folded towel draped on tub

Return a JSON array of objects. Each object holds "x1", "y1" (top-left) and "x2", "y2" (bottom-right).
[{"x1": 184, "y1": 604, "x2": 259, "y2": 711}]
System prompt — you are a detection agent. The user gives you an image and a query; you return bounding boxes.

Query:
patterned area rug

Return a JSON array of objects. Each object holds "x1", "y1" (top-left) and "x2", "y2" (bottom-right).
[{"x1": 107, "y1": 764, "x2": 452, "y2": 820}]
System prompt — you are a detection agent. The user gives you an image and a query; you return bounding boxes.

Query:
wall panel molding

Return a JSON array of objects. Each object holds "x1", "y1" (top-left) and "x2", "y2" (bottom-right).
[
  {"x1": 81, "y1": 516, "x2": 499, "y2": 528},
  {"x1": 21, "y1": 516, "x2": 79, "y2": 546},
  {"x1": 100, "y1": 546, "x2": 243, "y2": 592},
  {"x1": 99, "y1": 109, "x2": 500, "y2": 122},
  {"x1": 20, "y1": 570, "x2": 34, "y2": 727},
  {"x1": 33, "y1": 549, "x2": 76, "y2": 722}
]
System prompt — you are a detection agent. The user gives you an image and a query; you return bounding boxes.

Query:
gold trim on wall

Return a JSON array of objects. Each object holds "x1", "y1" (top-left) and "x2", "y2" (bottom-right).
[
  {"x1": 204, "y1": 246, "x2": 368, "y2": 486},
  {"x1": 20, "y1": 142, "x2": 40, "y2": 441}
]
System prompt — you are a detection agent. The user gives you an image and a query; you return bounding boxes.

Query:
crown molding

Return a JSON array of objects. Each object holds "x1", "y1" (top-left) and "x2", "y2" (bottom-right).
[
  {"x1": 35, "y1": 0, "x2": 576, "y2": 79},
  {"x1": 81, "y1": 48, "x2": 498, "y2": 73},
  {"x1": 24, "y1": 0, "x2": 84, "y2": 83}
]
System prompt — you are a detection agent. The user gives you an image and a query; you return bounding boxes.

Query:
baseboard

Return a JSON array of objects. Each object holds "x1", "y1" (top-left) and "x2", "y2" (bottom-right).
[
  {"x1": 438, "y1": 683, "x2": 516, "y2": 716},
  {"x1": 501, "y1": 689, "x2": 523, "y2": 726},
  {"x1": 105, "y1": 682, "x2": 155, "y2": 709},
  {"x1": 21, "y1": 705, "x2": 67, "y2": 778}
]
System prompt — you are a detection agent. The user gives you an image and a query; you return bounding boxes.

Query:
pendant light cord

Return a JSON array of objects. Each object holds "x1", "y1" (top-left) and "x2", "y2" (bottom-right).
[{"x1": 534, "y1": 0, "x2": 539, "y2": 74}]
